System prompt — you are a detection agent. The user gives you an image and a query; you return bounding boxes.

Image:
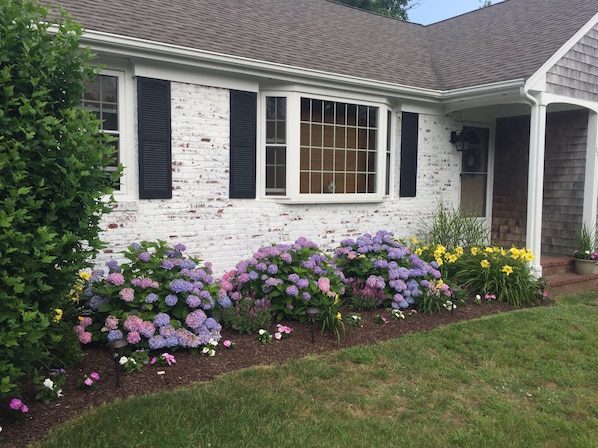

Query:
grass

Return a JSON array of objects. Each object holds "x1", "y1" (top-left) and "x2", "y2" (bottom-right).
[{"x1": 36, "y1": 293, "x2": 598, "y2": 448}]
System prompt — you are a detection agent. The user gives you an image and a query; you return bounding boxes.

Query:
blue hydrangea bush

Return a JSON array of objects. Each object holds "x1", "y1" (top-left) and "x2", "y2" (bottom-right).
[
  {"x1": 76, "y1": 241, "x2": 229, "y2": 351},
  {"x1": 220, "y1": 237, "x2": 346, "y2": 327},
  {"x1": 333, "y1": 230, "x2": 451, "y2": 310}
]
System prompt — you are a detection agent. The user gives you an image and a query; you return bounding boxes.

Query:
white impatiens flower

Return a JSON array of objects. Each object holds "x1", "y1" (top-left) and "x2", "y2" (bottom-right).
[
  {"x1": 258, "y1": 329, "x2": 267, "y2": 335},
  {"x1": 119, "y1": 356, "x2": 128, "y2": 365},
  {"x1": 43, "y1": 378, "x2": 54, "y2": 390},
  {"x1": 57, "y1": 389, "x2": 64, "y2": 398}
]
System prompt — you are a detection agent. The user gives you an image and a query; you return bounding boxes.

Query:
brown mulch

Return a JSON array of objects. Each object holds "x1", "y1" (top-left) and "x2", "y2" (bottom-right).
[{"x1": 0, "y1": 301, "x2": 548, "y2": 448}]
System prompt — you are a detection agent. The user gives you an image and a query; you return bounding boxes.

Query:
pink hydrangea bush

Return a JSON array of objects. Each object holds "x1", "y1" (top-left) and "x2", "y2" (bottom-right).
[
  {"x1": 220, "y1": 237, "x2": 346, "y2": 326},
  {"x1": 75, "y1": 241, "x2": 230, "y2": 351},
  {"x1": 334, "y1": 230, "x2": 449, "y2": 311}
]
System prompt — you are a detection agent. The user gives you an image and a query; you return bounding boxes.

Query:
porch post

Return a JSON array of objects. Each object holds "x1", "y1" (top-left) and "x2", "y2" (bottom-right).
[
  {"x1": 525, "y1": 96, "x2": 547, "y2": 276},
  {"x1": 583, "y1": 111, "x2": 598, "y2": 235}
]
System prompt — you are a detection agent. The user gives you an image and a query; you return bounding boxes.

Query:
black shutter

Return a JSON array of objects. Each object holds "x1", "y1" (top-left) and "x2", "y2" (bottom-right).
[
  {"x1": 399, "y1": 112, "x2": 418, "y2": 197},
  {"x1": 138, "y1": 77, "x2": 172, "y2": 199},
  {"x1": 230, "y1": 90, "x2": 257, "y2": 199}
]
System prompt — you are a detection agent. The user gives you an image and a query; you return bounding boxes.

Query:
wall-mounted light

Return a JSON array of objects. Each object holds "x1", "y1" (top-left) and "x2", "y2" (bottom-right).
[{"x1": 450, "y1": 130, "x2": 471, "y2": 152}]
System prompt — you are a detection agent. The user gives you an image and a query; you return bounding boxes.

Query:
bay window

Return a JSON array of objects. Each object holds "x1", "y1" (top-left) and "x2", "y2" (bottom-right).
[{"x1": 262, "y1": 92, "x2": 391, "y2": 202}]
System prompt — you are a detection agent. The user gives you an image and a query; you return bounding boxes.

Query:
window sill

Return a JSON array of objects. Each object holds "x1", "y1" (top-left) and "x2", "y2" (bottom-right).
[{"x1": 262, "y1": 195, "x2": 386, "y2": 205}]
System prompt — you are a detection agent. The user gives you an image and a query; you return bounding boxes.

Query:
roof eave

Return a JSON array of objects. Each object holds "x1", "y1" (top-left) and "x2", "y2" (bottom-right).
[
  {"x1": 63, "y1": 27, "x2": 444, "y2": 103},
  {"x1": 440, "y1": 79, "x2": 528, "y2": 114}
]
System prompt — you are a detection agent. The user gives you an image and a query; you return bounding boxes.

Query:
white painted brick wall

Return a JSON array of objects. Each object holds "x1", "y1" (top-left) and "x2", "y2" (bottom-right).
[{"x1": 97, "y1": 82, "x2": 463, "y2": 276}]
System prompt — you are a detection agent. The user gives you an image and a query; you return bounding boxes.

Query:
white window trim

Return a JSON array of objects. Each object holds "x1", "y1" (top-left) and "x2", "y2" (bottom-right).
[
  {"x1": 258, "y1": 89, "x2": 391, "y2": 204},
  {"x1": 94, "y1": 65, "x2": 137, "y2": 201}
]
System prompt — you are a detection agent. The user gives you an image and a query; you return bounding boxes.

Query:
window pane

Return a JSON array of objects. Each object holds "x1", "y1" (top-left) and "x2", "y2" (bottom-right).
[
  {"x1": 358, "y1": 106, "x2": 368, "y2": 127},
  {"x1": 101, "y1": 76, "x2": 118, "y2": 102},
  {"x1": 346, "y1": 104, "x2": 357, "y2": 126},
  {"x1": 367, "y1": 151, "x2": 376, "y2": 171},
  {"x1": 300, "y1": 147, "x2": 310, "y2": 170},
  {"x1": 323, "y1": 125, "x2": 334, "y2": 148},
  {"x1": 324, "y1": 101, "x2": 335, "y2": 124},
  {"x1": 83, "y1": 74, "x2": 120, "y2": 186},
  {"x1": 335, "y1": 149, "x2": 346, "y2": 171},
  {"x1": 323, "y1": 149, "x2": 334, "y2": 171},
  {"x1": 335, "y1": 127, "x2": 346, "y2": 148},
  {"x1": 336, "y1": 103, "x2": 346, "y2": 125},
  {"x1": 310, "y1": 172, "x2": 322, "y2": 193},
  {"x1": 311, "y1": 148, "x2": 322, "y2": 170},
  {"x1": 358, "y1": 129, "x2": 368, "y2": 149},
  {"x1": 311, "y1": 99, "x2": 323, "y2": 123},
  {"x1": 334, "y1": 173, "x2": 345, "y2": 194},
  {"x1": 369, "y1": 107, "x2": 377, "y2": 128},
  {"x1": 311, "y1": 124, "x2": 322, "y2": 146},
  {"x1": 103, "y1": 110, "x2": 118, "y2": 131},
  {"x1": 292, "y1": 97, "x2": 380, "y2": 195}
]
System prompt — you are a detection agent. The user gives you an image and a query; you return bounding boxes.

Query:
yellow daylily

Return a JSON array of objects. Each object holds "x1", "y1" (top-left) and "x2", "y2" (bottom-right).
[
  {"x1": 79, "y1": 271, "x2": 91, "y2": 281},
  {"x1": 502, "y1": 265, "x2": 513, "y2": 276},
  {"x1": 480, "y1": 259, "x2": 491, "y2": 269},
  {"x1": 471, "y1": 247, "x2": 480, "y2": 256},
  {"x1": 455, "y1": 246, "x2": 464, "y2": 256},
  {"x1": 433, "y1": 245, "x2": 446, "y2": 259},
  {"x1": 52, "y1": 308, "x2": 63, "y2": 323},
  {"x1": 336, "y1": 312, "x2": 342, "y2": 321},
  {"x1": 415, "y1": 248, "x2": 423, "y2": 256}
]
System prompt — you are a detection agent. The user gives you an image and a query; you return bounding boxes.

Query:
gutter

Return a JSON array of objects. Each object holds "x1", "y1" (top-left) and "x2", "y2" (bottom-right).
[{"x1": 56, "y1": 27, "x2": 443, "y2": 104}]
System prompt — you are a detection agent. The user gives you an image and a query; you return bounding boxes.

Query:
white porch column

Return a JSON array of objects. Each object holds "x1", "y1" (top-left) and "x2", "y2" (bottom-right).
[
  {"x1": 525, "y1": 96, "x2": 547, "y2": 276},
  {"x1": 583, "y1": 111, "x2": 598, "y2": 234}
]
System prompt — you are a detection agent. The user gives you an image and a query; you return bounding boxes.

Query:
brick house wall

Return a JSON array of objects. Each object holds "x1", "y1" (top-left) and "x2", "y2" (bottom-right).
[{"x1": 96, "y1": 81, "x2": 463, "y2": 275}]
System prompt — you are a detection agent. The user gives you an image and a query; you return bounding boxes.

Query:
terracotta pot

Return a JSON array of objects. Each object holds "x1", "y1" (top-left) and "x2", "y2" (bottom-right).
[{"x1": 574, "y1": 258, "x2": 596, "y2": 275}]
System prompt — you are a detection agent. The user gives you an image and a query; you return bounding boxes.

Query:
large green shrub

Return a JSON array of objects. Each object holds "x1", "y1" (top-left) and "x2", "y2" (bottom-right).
[{"x1": 0, "y1": 0, "x2": 117, "y2": 398}]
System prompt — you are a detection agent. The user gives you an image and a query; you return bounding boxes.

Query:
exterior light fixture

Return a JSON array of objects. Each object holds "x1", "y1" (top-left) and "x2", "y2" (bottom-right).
[
  {"x1": 106, "y1": 338, "x2": 128, "y2": 388},
  {"x1": 305, "y1": 307, "x2": 320, "y2": 344},
  {"x1": 450, "y1": 130, "x2": 471, "y2": 152}
]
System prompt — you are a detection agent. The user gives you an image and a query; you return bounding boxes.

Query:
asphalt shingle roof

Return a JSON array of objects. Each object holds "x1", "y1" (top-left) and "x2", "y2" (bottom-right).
[{"x1": 46, "y1": 0, "x2": 597, "y2": 91}]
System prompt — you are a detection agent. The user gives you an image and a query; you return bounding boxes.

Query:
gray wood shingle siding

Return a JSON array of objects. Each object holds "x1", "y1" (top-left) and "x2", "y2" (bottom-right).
[
  {"x1": 542, "y1": 110, "x2": 589, "y2": 255},
  {"x1": 547, "y1": 25, "x2": 598, "y2": 103}
]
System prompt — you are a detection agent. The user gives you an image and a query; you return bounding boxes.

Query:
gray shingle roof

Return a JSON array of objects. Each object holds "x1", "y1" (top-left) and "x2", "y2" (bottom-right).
[{"x1": 46, "y1": 0, "x2": 597, "y2": 91}]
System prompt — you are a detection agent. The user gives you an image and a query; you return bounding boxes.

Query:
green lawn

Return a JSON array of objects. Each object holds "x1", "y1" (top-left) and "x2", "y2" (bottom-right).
[{"x1": 36, "y1": 293, "x2": 598, "y2": 448}]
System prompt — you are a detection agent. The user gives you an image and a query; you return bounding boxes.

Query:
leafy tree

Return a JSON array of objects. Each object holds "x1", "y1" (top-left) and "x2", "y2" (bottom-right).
[
  {"x1": 335, "y1": 0, "x2": 413, "y2": 20},
  {"x1": 0, "y1": 0, "x2": 118, "y2": 398}
]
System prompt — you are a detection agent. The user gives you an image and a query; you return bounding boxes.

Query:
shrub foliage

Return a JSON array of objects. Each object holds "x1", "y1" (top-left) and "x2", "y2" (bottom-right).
[{"x1": 0, "y1": 0, "x2": 117, "y2": 398}]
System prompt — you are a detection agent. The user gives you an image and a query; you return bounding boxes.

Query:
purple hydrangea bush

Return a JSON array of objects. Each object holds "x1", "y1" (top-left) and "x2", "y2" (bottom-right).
[
  {"x1": 333, "y1": 230, "x2": 451, "y2": 310},
  {"x1": 75, "y1": 241, "x2": 229, "y2": 351},
  {"x1": 220, "y1": 237, "x2": 346, "y2": 327}
]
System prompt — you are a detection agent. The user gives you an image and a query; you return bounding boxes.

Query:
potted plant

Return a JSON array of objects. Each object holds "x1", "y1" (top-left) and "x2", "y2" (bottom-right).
[{"x1": 572, "y1": 223, "x2": 597, "y2": 275}]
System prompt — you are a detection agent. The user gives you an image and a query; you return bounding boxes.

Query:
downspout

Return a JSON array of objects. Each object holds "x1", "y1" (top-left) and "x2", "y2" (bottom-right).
[{"x1": 521, "y1": 87, "x2": 545, "y2": 277}]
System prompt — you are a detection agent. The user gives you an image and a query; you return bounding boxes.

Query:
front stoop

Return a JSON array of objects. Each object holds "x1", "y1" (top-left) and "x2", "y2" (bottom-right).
[{"x1": 542, "y1": 256, "x2": 598, "y2": 296}]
